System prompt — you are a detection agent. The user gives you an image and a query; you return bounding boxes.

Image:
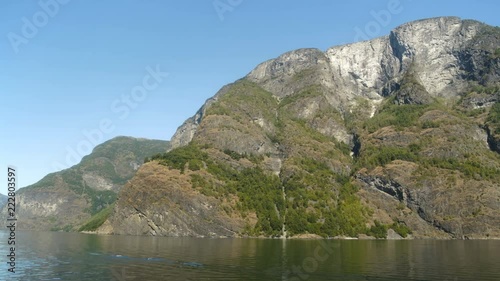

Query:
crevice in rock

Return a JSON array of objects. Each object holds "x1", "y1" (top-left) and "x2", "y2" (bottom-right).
[
  {"x1": 133, "y1": 206, "x2": 147, "y2": 217},
  {"x1": 381, "y1": 80, "x2": 401, "y2": 97},
  {"x1": 484, "y1": 125, "x2": 500, "y2": 154},
  {"x1": 428, "y1": 219, "x2": 458, "y2": 238},
  {"x1": 351, "y1": 134, "x2": 361, "y2": 158},
  {"x1": 357, "y1": 175, "x2": 458, "y2": 238},
  {"x1": 131, "y1": 206, "x2": 162, "y2": 236},
  {"x1": 281, "y1": 183, "x2": 287, "y2": 238}
]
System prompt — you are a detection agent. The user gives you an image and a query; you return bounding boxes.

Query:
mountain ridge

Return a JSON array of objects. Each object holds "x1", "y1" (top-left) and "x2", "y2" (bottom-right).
[
  {"x1": 0, "y1": 136, "x2": 170, "y2": 231},
  {"x1": 172, "y1": 17, "x2": 493, "y2": 149},
  {"x1": 12, "y1": 16, "x2": 500, "y2": 239}
]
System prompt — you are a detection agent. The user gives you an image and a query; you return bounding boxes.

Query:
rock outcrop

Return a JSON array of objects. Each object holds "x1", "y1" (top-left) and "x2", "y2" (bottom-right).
[{"x1": 100, "y1": 162, "x2": 244, "y2": 237}]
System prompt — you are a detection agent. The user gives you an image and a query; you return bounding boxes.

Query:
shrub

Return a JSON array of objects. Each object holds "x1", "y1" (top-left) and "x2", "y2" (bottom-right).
[
  {"x1": 356, "y1": 146, "x2": 420, "y2": 170},
  {"x1": 363, "y1": 103, "x2": 430, "y2": 133},
  {"x1": 495, "y1": 48, "x2": 500, "y2": 58},
  {"x1": 487, "y1": 102, "x2": 500, "y2": 134},
  {"x1": 390, "y1": 222, "x2": 412, "y2": 238},
  {"x1": 151, "y1": 143, "x2": 208, "y2": 172},
  {"x1": 223, "y1": 149, "x2": 244, "y2": 160},
  {"x1": 367, "y1": 220, "x2": 388, "y2": 238}
]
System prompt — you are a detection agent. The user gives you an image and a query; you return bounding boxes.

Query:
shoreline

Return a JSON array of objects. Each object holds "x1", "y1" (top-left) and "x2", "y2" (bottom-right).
[
  {"x1": 76, "y1": 231, "x2": 500, "y2": 240},
  {"x1": 9, "y1": 229, "x2": 500, "y2": 240}
]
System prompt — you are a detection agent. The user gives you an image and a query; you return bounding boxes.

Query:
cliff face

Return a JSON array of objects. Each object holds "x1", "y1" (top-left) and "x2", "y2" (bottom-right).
[
  {"x1": 98, "y1": 161, "x2": 244, "y2": 237},
  {"x1": 107, "y1": 17, "x2": 500, "y2": 239},
  {"x1": 0, "y1": 137, "x2": 170, "y2": 231},
  {"x1": 171, "y1": 17, "x2": 488, "y2": 149}
]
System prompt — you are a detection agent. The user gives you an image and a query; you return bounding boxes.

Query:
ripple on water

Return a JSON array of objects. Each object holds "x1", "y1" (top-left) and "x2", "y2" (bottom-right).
[{"x1": 0, "y1": 232, "x2": 499, "y2": 280}]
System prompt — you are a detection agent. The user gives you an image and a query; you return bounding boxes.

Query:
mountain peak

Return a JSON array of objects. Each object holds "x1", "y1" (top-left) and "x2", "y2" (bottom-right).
[{"x1": 171, "y1": 17, "x2": 498, "y2": 150}]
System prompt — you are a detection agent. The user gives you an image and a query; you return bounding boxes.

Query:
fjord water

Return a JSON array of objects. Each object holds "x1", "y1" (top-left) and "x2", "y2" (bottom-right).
[{"x1": 1, "y1": 231, "x2": 499, "y2": 281}]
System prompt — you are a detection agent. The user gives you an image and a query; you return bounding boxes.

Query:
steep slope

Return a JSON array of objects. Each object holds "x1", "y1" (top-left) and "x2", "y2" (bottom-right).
[
  {"x1": 106, "y1": 17, "x2": 500, "y2": 239},
  {"x1": 0, "y1": 136, "x2": 170, "y2": 231}
]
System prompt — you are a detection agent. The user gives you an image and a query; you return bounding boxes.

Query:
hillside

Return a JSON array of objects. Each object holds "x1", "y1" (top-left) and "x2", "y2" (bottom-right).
[
  {"x1": 0, "y1": 136, "x2": 170, "y2": 231},
  {"x1": 99, "y1": 17, "x2": 500, "y2": 238}
]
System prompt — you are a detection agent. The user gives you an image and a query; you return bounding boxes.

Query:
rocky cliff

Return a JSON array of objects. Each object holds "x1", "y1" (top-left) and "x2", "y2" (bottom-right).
[
  {"x1": 104, "y1": 17, "x2": 499, "y2": 238},
  {"x1": 171, "y1": 17, "x2": 493, "y2": 148},
  {"x1": 0, "y1": 137, "x2": 170, "y2": 231}
]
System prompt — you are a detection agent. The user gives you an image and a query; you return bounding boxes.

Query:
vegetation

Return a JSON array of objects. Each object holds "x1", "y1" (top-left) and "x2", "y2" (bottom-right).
[
  {"x1": 291, "y1": 68, "x2": 318, "y2": 82},
  {"x1": 390, "y1": 222, "x2": 412, "y2": 238},
  {"x1": 367, "y1": 220, "x2": 388, "y2": 238},
  {"x1": 140, "y1": 76, "x2": 499, "y2": 238},
  {"x1": 78, "y1": 203, "x2": 115, "y2": 232},
  {"x1": 85, "y1": 189, "x2": 117, "y2": 214},
  {"x1": 231, "y1": 168, "x2": 284, "y2": 236},
  {"x1": 354, "y1": 92, "x2": 500, "y2": 183},
  {"x1": 423, "y1": 157, "x2": 499, "y2": 180},
  {"x1": 365, "y1": 221, "x2": 411, "y2": 238},
  {"x1": 356, "y1": 139, "x2": 499, "y2": 180},
  {"x1": 279, "y1": 85, "x2": 323, "y2": 108},
  {"x1": 21, "y1": 137, "x2": 169, "y2": 231},
  {"x1": 150, "y1": 141, "x2": 371, "y2": 237},
  {"x1": 489, "y1": 101, "x2": 500, "y2": 118},
  {"x1": 148, "y1": 143, "x2": 208, "y2": 173},
  {"x1": 469, "y1": 84, "x2": 500, "y2": 95},
  {"x1": 51, "y1": 224, "x2": 74, "y2": 232},
  {"x1": 356, "y1": 145, "x2": 420, "y2": 170},
  {"x1": 205, "y1": 80, "x2": 278, "y2": 123},
  {"x1": 363, "y1": 101, "x2": 433, "y2": 133},
  {"x1": 472, "y1": 25, "x2": 500, "y2": 51},
  {"x1": 151, "y1": 144, "x2": 285, "y2": 236},
  {"x1": 84, "y1": 137, "x2": 169, "y2": 164},
  {"x1": 223, "y1": 149, "x2": 264, "y2": 163},
  {"x1": 319, "y1": 181, "x2": 370, "y2": 237},
  {"x1": 283, "y1": 158, "x2": 369, "y2": 237},
  {"x1": 19, "y1": 22, "x2": 500, "y2": 239},
  {"x1": 495, "y1": 48, "x2": 500, "y2": 59},
  {"x1": 487, "y1": 102, "x2": 500, "y2": 134},
  {"x1": 60, "y1": 170, "x2": 117, "y2": 214}
]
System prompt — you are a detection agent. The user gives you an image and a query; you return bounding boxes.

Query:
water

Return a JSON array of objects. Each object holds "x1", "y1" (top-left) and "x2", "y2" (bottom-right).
[{"x1": 0, "y1": 231, "x2": 499, "y2": 280}]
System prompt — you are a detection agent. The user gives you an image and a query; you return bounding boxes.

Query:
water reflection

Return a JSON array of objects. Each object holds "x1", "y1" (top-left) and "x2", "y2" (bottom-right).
[{"x1": 0, "y1": 231, "x2": 499, "y2": 280}]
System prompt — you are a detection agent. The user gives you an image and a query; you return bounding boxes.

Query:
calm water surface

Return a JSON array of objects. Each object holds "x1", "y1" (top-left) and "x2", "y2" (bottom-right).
[{"x1": 0, "y1": 231, "x2": 499, "y2": 280}]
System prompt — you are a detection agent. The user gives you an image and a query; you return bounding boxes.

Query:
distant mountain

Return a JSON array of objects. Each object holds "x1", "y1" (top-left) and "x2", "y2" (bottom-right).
[
  {"x1": 0, "y1": 136, "x2": 170, "y2": 231},
  {"x1": 101, "y1": 17, "x2": 500, "y2": 239},
  {"x1": 0, "y1": 194, "x2": 7, "y2": 209}
]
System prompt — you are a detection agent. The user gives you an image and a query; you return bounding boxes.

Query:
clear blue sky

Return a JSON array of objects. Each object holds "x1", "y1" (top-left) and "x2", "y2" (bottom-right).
[{"x1": 1, "y1": 0, "x2": 499, "y2": 194}]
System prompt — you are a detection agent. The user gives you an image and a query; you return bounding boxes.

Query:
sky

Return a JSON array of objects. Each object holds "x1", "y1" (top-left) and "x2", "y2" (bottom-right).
[{"x1": 1, "y1": 0, "x2": 499, "y2": 195}]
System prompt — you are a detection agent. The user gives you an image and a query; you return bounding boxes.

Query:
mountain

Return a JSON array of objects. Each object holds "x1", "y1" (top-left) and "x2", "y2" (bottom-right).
[
  {"x1": 106, "y1": 17, "x2": 498, "y2": 239},
  {"x1": 0, "y1": 136, "x2": 170, "y2": 231},
  {"x1": 0, "y1": 194, "x2": 7, "y2": 209}
]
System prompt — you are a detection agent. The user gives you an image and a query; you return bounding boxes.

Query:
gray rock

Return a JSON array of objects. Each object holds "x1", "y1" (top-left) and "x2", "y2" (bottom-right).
[
  {"x1": 171, "y1": 17, "x2": 489, "y2": 145},
  {"x1": 387, "y1": 229, "x2": 404, "y2": 240}
]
